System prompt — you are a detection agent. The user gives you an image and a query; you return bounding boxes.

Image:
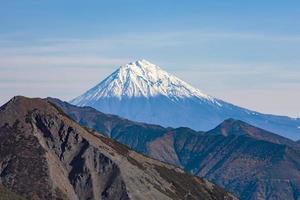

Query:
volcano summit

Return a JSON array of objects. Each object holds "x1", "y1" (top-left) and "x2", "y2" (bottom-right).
[{"x1": 71, "y1": 59, "x2": 300, "y2": 140}]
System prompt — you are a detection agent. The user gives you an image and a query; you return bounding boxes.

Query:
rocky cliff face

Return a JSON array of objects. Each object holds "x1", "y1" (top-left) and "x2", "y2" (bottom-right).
[
  {"x1": 0, "y1": 96, "x2": 236, "y2": 200},
  {"x1": 49, "y1": 98, "x2": 300, "y2": 200}
]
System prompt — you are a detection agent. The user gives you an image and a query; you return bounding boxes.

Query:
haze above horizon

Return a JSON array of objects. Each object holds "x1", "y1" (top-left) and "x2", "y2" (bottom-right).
[{"x1": 0, "y1": 1, "x2": 299, "y2": 117}]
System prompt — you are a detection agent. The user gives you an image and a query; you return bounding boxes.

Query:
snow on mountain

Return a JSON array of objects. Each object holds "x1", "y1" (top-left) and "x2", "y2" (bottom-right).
[
  {"x1": 70, "y1": 59, "x2": 300, "y2": 140},
  {"x1": 72, "y1": 59, "x2": 218, "y2": 104}
]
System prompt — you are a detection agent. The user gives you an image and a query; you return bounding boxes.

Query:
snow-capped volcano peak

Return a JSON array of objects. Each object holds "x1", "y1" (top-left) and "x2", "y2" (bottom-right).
[
  {"x1": 121, "y1": 59, "x2": 158, "y2": 72},
  {"x1": 72, "y1": 59, "x2": 217, "y2": 104},
  {"x1": 70, "y1": 59, "x2": 300, "y2": 139}
]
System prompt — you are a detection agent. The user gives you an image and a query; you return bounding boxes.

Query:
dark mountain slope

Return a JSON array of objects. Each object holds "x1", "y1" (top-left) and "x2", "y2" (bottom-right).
[
  {"x1": 207, "y1": 118, "x2": 300, "y2": 149},
  {"x1": 0, "y1": 96, "x2": 236, "y2": 200},
  {"x1": 50, "y1": 98, "x2": 300, "y2": 200},
  {"x1": 48, "y1": 97, "x2": 169, "y2": 153},
  {"x1": 166, "y1": 131, "x2": 300, "y2": 200}
]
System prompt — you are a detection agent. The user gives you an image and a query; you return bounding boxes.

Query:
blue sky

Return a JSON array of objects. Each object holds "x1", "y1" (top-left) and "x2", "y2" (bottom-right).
[{"x1": 0, "y1": 0, "x2": 299, "y2": 117}]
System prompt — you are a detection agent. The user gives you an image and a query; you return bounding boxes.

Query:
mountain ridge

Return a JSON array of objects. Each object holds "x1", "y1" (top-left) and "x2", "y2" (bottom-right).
[
  {"x1": 50, "y1": 97, "x2": 300, "y2": 200},
  {"x1": 0, "y1": 96, "x2": 236, "y2": 200}
]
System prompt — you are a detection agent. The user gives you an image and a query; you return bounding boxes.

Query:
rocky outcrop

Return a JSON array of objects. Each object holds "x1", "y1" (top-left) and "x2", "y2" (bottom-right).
[
  {"x1": 0, "y1": 96, "x2": 236, "y2": 200},
  {"x1": 50, "y1": 98, "x2": 300, "y2": 200}
]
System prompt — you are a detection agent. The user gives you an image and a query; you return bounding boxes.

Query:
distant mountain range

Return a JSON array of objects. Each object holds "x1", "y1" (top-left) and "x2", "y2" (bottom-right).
[
  {"x1": 0, "y1": 96, "x2": 236, "y2": 200},
  {"x1": 50, "y1": 97, "x2": 300, "y2": 200},
  {"x1": 70, "y1": 59, "x2": 300, "y2": 140},
  {"x1": 1, "y1": 60, "x2": 299, "y2": 200}
]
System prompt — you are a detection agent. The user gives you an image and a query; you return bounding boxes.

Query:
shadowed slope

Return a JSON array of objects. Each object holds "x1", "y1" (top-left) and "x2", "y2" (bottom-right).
[
  {"x1": 50, "y1": 97, "x2": 300, "y2": 200},
  {"x1": 0, "y1": 96, "x2": 236, "y2": 200}
]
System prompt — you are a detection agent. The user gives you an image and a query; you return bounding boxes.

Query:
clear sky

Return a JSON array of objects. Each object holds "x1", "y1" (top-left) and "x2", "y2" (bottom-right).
[{"x1": 0, "y1": 0, "x2": 299, "y2": 117}]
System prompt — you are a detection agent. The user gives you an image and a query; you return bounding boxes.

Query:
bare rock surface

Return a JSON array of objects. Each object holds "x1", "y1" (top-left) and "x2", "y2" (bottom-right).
[
  {"x1": 50, "y1": 97, "x2": 300, "y2": 200},
  {"x1": 0, "y1": 96, "x2": 236, "y2": 200}
]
